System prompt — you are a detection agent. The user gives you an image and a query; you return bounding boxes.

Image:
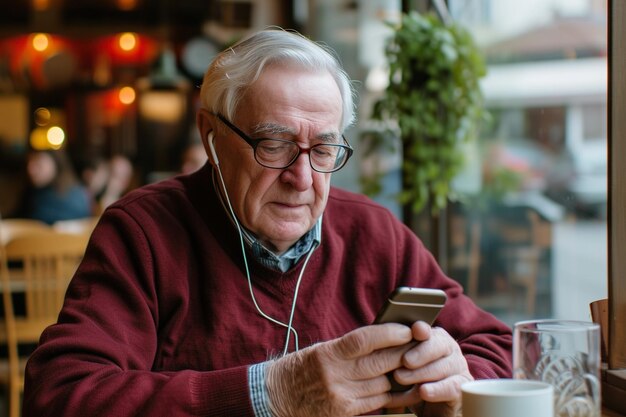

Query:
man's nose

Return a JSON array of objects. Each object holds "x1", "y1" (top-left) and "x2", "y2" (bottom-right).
[{"x1": 281, "y1": 151, "x2": 314, "y2": 190}]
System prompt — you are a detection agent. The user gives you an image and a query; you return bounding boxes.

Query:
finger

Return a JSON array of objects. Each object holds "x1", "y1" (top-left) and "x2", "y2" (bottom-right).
[
  {"x1": 411, "y1": 320, "x2": 432, "y2": 342},
  {"x1": 386, "y1": 375, "x2": 466, "y2": 415},
  {"x1": 333, "y1": 323, "x2": 412, "y2": 360},
  {"x1": 396, "y1": 330, "x2": 469, "y2": 388},
  {"x1": 419, "y1": 373, "x2": 473, "y2": 402},
  {"x1": 331, "y1": 375, "x2": 397, "y2": 417},
  {"x1": 352, "y1": 391, "x2": 394, "y2": 417},
  {"x1": 351, "y1": 341, "x2": 417, "y2": 381},
  {"x1": 403, "y1": 327, "x2": 455, "y2": 369},
  {"x1": 396, "y1": 353, "x2": 460, "y2": 387},
  {"x1": 351, "y1": 374, "x2": 393, "y2": 398}
]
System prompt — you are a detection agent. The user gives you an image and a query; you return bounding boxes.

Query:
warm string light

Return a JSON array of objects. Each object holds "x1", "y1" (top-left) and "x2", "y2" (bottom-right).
[
  {"x1": 46, "y1": 126, "x2": 65, "y2": 148},
  {"x1": 29, "y1": 107, "x2": 66, "y2": 150},
  {"x1": 118, "y1": 32, "x2": 138, "y2": 52},
  {"x1": 118, "y1": 86, "x2": 136, "y2": 105},
  {"x1": 31, "y1": 33, "x2": 50, "y2": 52},
  {"x1": 34, "y1": 107, "x2": 51, "y2": 126}
]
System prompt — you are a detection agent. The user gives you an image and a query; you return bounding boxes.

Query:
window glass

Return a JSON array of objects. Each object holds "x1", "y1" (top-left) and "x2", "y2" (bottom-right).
[
  {"x1": 448, "y1": 0, "x2": 608, "y2": 326},
  {"x1": 582, "y1": 103, "x2": 607, "y2": 141}
]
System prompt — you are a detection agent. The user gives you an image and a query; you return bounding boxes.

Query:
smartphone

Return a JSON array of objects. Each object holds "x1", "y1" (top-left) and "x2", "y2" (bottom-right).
[
  {"x1": 374, "y1": 287, "x2": 447, "y2": 326},
  {"x1": 374, "y1": 287, "x2": 447, "y2": 392}
]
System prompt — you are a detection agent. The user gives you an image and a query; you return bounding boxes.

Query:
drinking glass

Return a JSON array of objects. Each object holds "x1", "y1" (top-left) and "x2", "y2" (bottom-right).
[{"x1": 513, "y1": 319, "x2": 601, "y2": 417}]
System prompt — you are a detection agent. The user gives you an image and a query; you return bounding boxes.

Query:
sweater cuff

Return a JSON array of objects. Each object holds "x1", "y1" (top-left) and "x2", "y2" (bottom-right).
[
  {"x1": 190, "y1": 365, "x2": 254, "y2": 416},
  {"x1": 249, "y1": 362, "x2": 273, "y2": 417}
]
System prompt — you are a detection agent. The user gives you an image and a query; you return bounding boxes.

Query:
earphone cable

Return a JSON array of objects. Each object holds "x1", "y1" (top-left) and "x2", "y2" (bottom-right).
[
  {"x1": 214, "y1": 163, "x2": 305, "y2": 354},
  {"x1": 282, "y1": 240, "x2": 317, "y2": 355}
]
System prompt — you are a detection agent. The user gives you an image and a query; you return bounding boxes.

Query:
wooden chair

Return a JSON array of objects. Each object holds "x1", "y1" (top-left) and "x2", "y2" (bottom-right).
[
  {"x1": 0, "y1": 243, "x2": 22, "y2": 417},
  {"x1": 52, "y1": 216, "x2": 99, "y2": 235},
  {"x1": 0, "y1": 219, "x2": 50, "y2": 246},
  {"x1": 0, "y1": 231, "x2": 89, "y2": 417}
]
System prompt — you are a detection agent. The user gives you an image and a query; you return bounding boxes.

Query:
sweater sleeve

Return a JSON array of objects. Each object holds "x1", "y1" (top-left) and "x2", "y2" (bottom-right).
[{"x1": 22, "y1": 206, "x2": 256, "y2": 417}]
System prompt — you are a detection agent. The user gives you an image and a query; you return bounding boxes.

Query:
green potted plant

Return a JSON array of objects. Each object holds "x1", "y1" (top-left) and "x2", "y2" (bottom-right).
[{"x1": 367, "y1": 11, "x2": 488, "y2": 219}]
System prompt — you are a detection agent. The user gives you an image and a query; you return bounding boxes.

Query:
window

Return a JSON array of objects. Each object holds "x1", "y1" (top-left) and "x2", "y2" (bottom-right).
[{"x1": 448, "y1": 0, "x2": 608, "y2": 326}]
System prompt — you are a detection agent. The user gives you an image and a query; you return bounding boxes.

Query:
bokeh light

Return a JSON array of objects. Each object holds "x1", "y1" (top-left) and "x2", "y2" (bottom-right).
[
  {"x1": 34, "y1": 107, "x2": 52, "y2": 126},
  {"x1": 32, "y1": 33, "x2": 50, "y2": 52},
  {"x1": 118, "y1": 86, "x2": 136, "y2": 105},
  {"x1": 30, "y1": 127, "x2": 48, "y2": 150},
  {"x1": 47, "y1": 126, "x2": 65, "y2": 148},
  {"x1": 118, "y1": 32, "x2": 137, "y2": 52}
]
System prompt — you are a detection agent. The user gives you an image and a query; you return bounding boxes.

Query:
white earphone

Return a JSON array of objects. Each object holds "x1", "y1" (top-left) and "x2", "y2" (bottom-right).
[{"x1": 207, "y1": 132, "x2": 219, "y2": 165}]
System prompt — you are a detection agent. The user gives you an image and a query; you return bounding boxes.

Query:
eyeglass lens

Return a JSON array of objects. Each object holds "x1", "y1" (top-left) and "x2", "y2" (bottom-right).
[{"x1": 255, "y1": 140, "x2": 349, "y2": 172}]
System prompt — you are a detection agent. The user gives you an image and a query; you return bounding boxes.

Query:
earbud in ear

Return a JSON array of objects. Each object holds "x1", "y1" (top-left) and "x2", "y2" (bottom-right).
[{"x1": 207, "y1": 132, "x2": 219, "y2": 165}]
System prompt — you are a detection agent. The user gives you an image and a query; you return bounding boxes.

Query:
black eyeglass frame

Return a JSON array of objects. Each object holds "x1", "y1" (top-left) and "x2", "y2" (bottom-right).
[{"x1": 214, "y1": 113, "x2": 354, "y2": 173}]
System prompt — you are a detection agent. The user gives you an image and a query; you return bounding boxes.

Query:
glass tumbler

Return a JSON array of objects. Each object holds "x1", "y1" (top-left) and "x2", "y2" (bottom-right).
[{"x1": 513, "y1": 319, "x2": 601, "y2": 417}]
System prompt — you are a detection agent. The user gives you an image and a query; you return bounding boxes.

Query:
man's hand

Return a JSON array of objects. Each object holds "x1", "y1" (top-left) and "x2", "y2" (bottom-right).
[
  {"x1": 386, "y1": 321, "x2": 474, "y2": 417},
  {"x1": 266, "y1": 323, "x2": 414, "y2": 417}
]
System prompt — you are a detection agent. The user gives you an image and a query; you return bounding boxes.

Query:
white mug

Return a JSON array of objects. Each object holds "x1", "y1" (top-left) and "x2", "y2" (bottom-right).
[{"x1": 462, "y1": 379, "x2": 553, "y2": 417}]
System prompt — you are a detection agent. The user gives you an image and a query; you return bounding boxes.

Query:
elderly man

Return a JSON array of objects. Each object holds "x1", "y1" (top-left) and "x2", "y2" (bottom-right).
[{"x1": 24, "y1": 29, "x2": 511, "y2": 417}]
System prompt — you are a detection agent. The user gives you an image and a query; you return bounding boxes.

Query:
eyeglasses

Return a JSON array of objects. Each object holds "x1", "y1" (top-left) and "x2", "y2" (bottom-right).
[{"x1": 216, "y1": 114, "x2": 353, "y2": 173}]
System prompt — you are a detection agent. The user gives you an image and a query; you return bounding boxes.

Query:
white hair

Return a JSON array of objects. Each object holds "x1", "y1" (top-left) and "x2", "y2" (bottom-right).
[{"x1": 199, "y1": 29, "x2": 356, "y2": 132}]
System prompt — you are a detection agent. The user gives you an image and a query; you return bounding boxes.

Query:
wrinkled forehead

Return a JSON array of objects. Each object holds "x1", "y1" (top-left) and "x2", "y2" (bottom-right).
[{"x1": 241, "y1": 64, "x2": 342, "y2": 115}]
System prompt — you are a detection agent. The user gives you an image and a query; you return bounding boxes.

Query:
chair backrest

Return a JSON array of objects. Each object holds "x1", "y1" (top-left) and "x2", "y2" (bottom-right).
[
  {"x1": 52, "y1": 216, "x2": 99, "y2": 235},
  {"x1": 0, "y1": 240, "x2": 23, "y2": 417},
  {"x1": 3, "y1": 231, "x2": 89, "y2": 334},
  {"x1": 0, "y1": 230, "x2": 88, "y2": 417},
  {"x1": 0, "y1": 241, "x2": 19, "y2": 370},
  {"x1": 0, "y1": 219, "x2": 51, "y2": 246}
]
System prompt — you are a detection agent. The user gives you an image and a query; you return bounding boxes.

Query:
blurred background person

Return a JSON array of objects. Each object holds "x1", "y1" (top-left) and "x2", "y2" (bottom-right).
[
  {"x1": 97, "y1": 155, "x2": 135, "y2": 212},
  {"x1": 180, "y1": 141, "x2": 208, "y2": 174},
  {"x1": 16, "y1": 149, "x2": 92, "y2": 224},
  {"x1": 80, "y1": 154, "x2": 111, "y2": 214}
]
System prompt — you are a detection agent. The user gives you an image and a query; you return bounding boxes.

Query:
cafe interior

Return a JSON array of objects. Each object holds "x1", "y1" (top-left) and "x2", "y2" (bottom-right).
[{"x1": 0, "y1": 0, "x2": 624, "y2": 416}]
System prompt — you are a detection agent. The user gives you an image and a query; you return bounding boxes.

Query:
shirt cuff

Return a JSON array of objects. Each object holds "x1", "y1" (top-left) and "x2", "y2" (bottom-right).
[{"x1": 249, "y1": 362, "x2": 273, "y2": 417}]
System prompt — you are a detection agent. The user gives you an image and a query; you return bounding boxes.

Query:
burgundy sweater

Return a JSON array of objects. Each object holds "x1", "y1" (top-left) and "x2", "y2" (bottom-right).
[{"x1": 23, "y1": 164, "x2": 512, "y2": 417}]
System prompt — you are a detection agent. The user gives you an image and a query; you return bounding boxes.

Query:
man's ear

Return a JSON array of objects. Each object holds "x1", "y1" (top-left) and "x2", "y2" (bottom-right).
[{"x1": 196, "y1": 109, "x2": 218, "y2": 166}]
